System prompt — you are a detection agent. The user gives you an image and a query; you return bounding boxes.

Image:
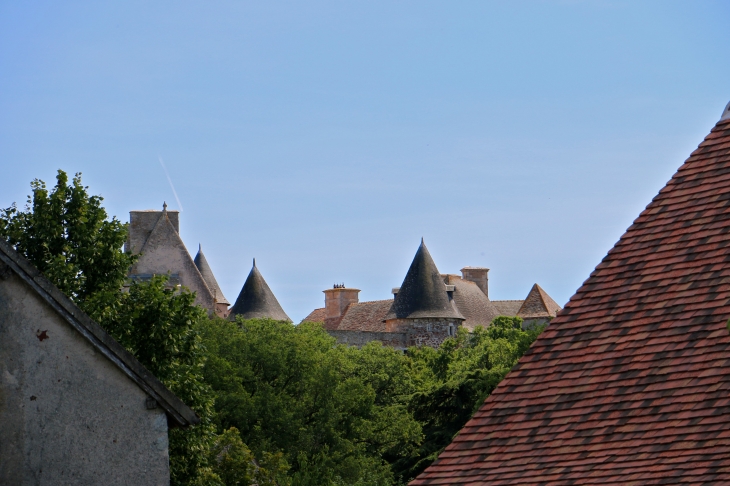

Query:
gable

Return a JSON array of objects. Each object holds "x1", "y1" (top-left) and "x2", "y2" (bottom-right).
[
  {"x1": 131, "y1": 212, "x2": 216, "y2": 311},
  {"x1": 0, "y1": 240, "x2": 198, "y2": 427},
  {"x1": 413, "y1": 116, "x2": 730, "y2": 484}
]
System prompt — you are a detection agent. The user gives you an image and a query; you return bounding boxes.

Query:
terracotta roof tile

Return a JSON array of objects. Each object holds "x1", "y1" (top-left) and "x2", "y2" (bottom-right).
[
  {"x1": 336, "y1": 300, "x2": 393, "y2": 332},
  {"x1": 492, "y1": 300, "x2": 524, "y2": 317},
  {"x1": 302, "y1": 307, "x2": 326, "y2": 323},
  {"x1": 516, "y1": 283, "x2": 562, "y2": 319},
  {"x1": 412, "y1": 117, "x2": 730, "y2": 485}
]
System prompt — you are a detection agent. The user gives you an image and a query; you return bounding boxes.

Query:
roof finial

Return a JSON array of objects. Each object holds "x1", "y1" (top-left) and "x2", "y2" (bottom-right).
[
  {"x1": 162, "y1": 201, "x2": 168, "y2": 212},
  {"x1": 253, "y1": 258, "x2": 256, "y2": 268},
  {"x1": 198, "y1": 243, "x2": 202, "y2": 252},
  {"x1": 722, "y1": 101, "x2": 730, "y2": 122},
  {"x1": 421, "y1": 237, "x2": 425, "y2": 246}
]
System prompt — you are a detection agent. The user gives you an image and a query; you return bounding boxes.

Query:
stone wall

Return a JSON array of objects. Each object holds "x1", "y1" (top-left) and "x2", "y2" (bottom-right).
[
  {"x1": 329, "y1": 317, "x2": 463, "y2": 350},
  {"x1": 0, "y1": 270, "x2": 171, "y2": 485},
  {"x1": 386, "y1": 317, "x2": 461, "y2": 348},
  {"x1": 328, "y1": 330, "x2": 408, "y2": 350}
]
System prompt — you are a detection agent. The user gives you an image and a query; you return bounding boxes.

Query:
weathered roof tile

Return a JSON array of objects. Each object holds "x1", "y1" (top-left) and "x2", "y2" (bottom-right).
[{"x1": 412, "y1": 116, "x2": 730, "y2": 485}]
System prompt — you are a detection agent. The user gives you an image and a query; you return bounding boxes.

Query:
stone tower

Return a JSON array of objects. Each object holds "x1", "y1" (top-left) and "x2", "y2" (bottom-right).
[
  {"x1": 384, "y1": 239, "x2": 465, "y2": 347},
  {"x1": 125, "y1": 204, "x2": 228, "y2": 317}
]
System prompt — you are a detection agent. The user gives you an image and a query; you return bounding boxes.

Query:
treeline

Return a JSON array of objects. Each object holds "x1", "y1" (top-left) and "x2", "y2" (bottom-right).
[{"x1": 0, "y1": 171, "x2": 544, "y2": 486}]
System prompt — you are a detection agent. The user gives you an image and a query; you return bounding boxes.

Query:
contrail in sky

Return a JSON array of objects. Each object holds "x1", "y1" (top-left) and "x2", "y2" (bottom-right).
[{"x1": 158, "y1": 156, "x2": 184, "y2": 212}]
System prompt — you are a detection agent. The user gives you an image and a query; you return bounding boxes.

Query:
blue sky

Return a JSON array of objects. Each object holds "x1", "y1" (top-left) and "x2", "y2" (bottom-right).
[{"x1": 1, "y1": 1, "x2": 729, "y2": 321}]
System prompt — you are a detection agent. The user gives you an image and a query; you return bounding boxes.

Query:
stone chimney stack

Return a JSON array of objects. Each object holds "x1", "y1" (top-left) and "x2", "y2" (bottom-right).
[
  {"x1": 323, "y1": 285, "x2": 360, "y2": 322},
  {"x1": 125, "y1": 208, "x2": 180, "y2": 254},
  {"x1": 460, "y1": 267, "x2": 489, "y2": 298}
]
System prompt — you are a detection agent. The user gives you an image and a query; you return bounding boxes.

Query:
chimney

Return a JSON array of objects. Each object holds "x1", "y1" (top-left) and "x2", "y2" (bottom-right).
[
  {"x1": 461, "y1": 267, "x2": 489, "y2": 298},
  {"x1": 125, "y1": 207, "x2": 180, "y2": 254},
  {"x1": 323, "y1": 285, "x2": 360, "y2": 321}
]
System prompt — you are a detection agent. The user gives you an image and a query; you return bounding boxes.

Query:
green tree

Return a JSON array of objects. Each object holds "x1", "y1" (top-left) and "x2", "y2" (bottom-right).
[
  {"x1": 397, "y1": 317, "x2": 545, "y2": 481},
  {"x1": 0, "y1": 171, "x2": 215, "y2": 485},
  {"x1": 203, "y1": 427, "x2": 290, "y2": 486},
  {"x1": 88, "y1": 276, "x2": 217, "y2": 486},
  {"x1": 0, "y1": 170, "x2": 135, "y2": 306},
  {"x1": 198, "y1": 318, "x2": 423, "y2": 486}
]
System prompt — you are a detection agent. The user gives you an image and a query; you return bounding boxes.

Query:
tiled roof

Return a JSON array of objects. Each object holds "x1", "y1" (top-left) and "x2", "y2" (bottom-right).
[
  {"x1": 516, "y1": 283, "x2": 561, "y2": 319},
  {"x1": 445, "y1": 276, "x2": 500, "y2": 331},
  {"x1": 336, "y1": 300, "x2": 393, "y2": 332},
  {"x1": 229, "y1": 261, "x2": 291, "y2": 322},
  {"x1": 490, "y1": 300, "x2": 523, "y2": 317},
  {"x1": 412, "y1": 115, "x2": 730, "y2": 485},
  {"x1": 302, "y1": 307, "x2": 326, "y2": 323},
  {"x1": 194, "y1": 245, "x2": 229, "y2": 305},
  {"x1": 385, "y1": 240, "x2": 464, "y2": 321}
]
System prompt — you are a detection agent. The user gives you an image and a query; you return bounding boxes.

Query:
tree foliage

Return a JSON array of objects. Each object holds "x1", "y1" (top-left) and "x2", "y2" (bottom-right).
[
  {"x1": 0, "y1": 170, "x2": 134, "y2": 306},
  {"x1": 88, "y1": 276, "x2": 217, "y2": 486},
  {"x1": 0, "y1": 170, "x2": 215, "y2": 486},
  {"x1": 1, "y1": 170, "x2": 547, "y2": 485},
  {"x1": 397, "y1": 317, "x2": 545, "y2": 480},
  {"x1": 198, "y1": 318, "x2": 423, "y2": 486}
]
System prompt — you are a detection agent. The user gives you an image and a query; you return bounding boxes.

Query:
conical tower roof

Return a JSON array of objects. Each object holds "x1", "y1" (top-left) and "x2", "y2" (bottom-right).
[
  {"x1": 385, "y1": 240, "x2": 464, "y2": 320},
  {"x1": 228, "y1": 260, "x2": 291, "y2": 322},
  {"x1": 516, "y1": 283, "x2": 561, "y2": 319},
  {"x1": 194, "y1": 245, "x2": 229, "y2": 305}
]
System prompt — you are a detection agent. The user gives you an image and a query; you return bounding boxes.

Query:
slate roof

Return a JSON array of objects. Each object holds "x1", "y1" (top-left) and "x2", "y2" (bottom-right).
[
  {"x1": 490, "y1": 300, "x2": 524, "y2": 317},
  {"x1": 445, "y1": 275, "x2": 500, "y2": 331},
  {"x1": 229, "y1": 260, "x2": 291, "y2": 322},
  {"x1": 128, "y1": 209, "x2": 216, "y2": 312},
  {"x1": 411, "y1": 113, "x2": 730, "y2": 484},
  {"x1": 516, "y1": 283, "x2": 561, "y2": 319},
  {"x1": 385, "y1": 240, "x2": 464, "y2": 321},
  {"x1": 0, "y1": 240, "x2": 199, "y2": 427},
  {"x1": 193, "y1": 245, "x2": 229, "y2": 305},
  {"x1": 337, "y1": 300, "x2": 393, "y2": 332}
]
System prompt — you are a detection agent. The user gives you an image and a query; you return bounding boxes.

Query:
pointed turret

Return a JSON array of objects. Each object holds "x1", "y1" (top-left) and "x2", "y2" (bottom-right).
[
  {"x1": 194, "y1": 245, "x2": 229, "y2": 306},
  {"x1": 228, "y1": 260, "x2": 291, "y2": 322},
  {"x1": 516, "y1": 283, "x2": 561, "y2": 319},
  {"x1": 385, "y1": 240, "x2": 464, "y2": 320}
]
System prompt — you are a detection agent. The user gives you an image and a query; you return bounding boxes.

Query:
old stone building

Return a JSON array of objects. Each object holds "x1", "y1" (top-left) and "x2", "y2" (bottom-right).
[
  {"x1": 0, "y1": 239, "x2": 198, "y2": 485},
  {"x1": 228, "y1": 260, "x2": 291, "y2": 322},
  {"x1": 303, "y1": 240, "x2": 561, "y2": 349},
  {"x1": 125, "y1": 204, "x2": 229, "y2": 316}
]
